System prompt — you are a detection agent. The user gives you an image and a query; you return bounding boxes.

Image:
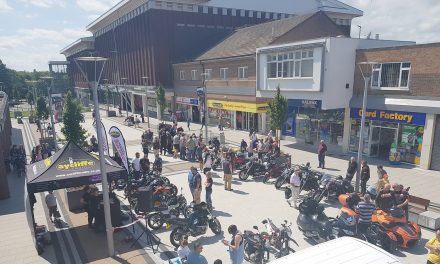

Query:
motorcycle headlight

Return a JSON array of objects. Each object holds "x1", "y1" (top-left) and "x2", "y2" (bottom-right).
[
  {"x1": 263, "y1": 162, "x2": 268, "y2": 166},
  {"x1": 319, "y1": 185, "x2": 325, "y2": 188}
]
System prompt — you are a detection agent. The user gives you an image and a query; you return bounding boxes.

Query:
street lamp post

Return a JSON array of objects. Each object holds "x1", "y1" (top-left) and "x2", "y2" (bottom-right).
[
  {"x1": 74, "y1": 56, "x2": 114, "y2": 256},
  {"x1": 201, "y1": 72, "x2": 209, "y2": 144},
  {"x1": 40, "y1": 76, "x2": 56, "y2": 142},
  {"x1": 141, "y1": 76, "x2": 150, "y2": 128},
  {"x1": 121, "y1": 77, "x2": 129, "y2": 118},
  {"x1": 103, "y1": 79, "x2": 109, "y2": 112},
  {"x1": 355, "y1": 61, "x2": 377, "y2": 192}
]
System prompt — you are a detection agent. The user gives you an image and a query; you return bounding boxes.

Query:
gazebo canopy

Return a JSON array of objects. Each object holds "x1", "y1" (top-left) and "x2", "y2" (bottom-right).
[{"x1": 26, "y1": 141, "x2": 126, "y2": 193}]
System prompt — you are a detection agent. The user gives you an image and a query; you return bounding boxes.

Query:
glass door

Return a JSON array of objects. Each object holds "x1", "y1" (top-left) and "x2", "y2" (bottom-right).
[
  {"x1": 369, "y1": 126, "x2": 381, "y2": 157},
  {"x1": 378, "y1": 127, "x2": 398, "y2": 159}
]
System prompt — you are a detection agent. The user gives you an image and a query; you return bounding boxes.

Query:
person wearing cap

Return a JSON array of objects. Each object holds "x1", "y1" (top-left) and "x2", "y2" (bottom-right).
[
  {"x1": 318, "y1": 140, "x2": 327, "y2": 169},
  {"x1": 187, "y1": 242, "x2": 208, "y2": 264}
]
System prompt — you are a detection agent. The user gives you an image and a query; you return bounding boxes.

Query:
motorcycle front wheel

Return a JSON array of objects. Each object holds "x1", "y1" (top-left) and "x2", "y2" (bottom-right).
[
  {"x1": 239, "y1": 170, "x2": 249, "y2": 180},
  {"x1": 263, "y1": 173, "x2": 270, "y2": 184},
  {"x1": 170, "y1": 227, "x2": 186, "y2": 248},
  {"x1": 209, "y1": 218, "x2": 222, "y2": 235},
  {"x1": 147, "y1": 213, "x2": 164, "y2": 230},
  {"x1": 274, "y1": 177, "x2": 285, "y2": 189}
]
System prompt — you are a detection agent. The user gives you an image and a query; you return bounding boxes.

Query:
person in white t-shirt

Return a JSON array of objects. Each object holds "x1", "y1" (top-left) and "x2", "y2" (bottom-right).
[
  {"x1": 202, "y1": 148, "x2": 212, "y2": 174},
  {"x1": 132, "y1": 152, "x2": 141, "y2": 179},
  {"x1": 177, "y1": 237, "x2": 190, "y2": 261}
]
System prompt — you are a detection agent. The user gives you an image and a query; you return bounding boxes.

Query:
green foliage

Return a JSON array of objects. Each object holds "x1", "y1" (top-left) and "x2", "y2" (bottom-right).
[
  {"x1": 155, "y1": 84, "x2": 166, "y2": 120},
  {"x1": 36, "y1": 96, "x2": 49, "y2": 120},
  {"x1": 61, "y1": 91, "x2": 87, "y2": 145},
  {"x1": 27, "y1": 91, "x2": 34, "y2": 105},
  {"x1": 268, "y1": 86, "x2": 287, "y2": 133}
]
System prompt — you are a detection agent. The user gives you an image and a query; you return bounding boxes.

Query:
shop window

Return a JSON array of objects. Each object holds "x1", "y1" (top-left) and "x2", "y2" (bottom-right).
[
  {"x1": 397, "y1": 125, "x2": 424, "y2": 164},
  {"x1": 179, "y1": 70, "x2": 185, "y2": 80},
  {"x1": 191, "y1": 70, "x2": 198, "y2": 80},
  {"x1": 220, "y1": 68, "x2": 228, "y2": 80},
  {"x1": 204, "y1": 69, "x2": 212, "y2": 80},
  {"x1": 238, "y1": 67, "x2": 248, "y2": 80},
  {"x1": 266, "y1": 49, "x2": 314, "y2": 79},
  {"x1": 371, "y1": 62, "x2": 411, "y2": 89}
]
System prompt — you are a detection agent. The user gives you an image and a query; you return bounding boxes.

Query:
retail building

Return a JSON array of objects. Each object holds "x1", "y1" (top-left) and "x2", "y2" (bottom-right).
[
  {"x1": 256, "y1": 37, "x2": 413, "y2": 152},
  {"x1": 350, "y1": 43, "x2": 440, "y2": 170}
]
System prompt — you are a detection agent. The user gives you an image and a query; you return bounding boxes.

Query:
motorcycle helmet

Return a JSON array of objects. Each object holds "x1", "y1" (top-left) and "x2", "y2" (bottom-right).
[{"x1": 228, "y1": 224, "x2": 238, "y2": 235}]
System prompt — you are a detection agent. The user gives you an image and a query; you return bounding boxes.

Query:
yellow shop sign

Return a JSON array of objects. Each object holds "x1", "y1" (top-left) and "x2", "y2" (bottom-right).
[{"x1": 207, "y1": 100, "x2": 268, "y2": 113}]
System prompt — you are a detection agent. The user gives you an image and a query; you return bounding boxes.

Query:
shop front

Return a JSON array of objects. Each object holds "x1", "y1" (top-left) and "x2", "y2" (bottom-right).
[
  {"x1": 283, "y1": 99, "x2": 345, "y2": 146},
  {"x1": 175, "y1": 96, "x2": 200, "y2": 122},
  {"x1": 349, "y1": 108, "x2": 426, "y2": 165},
  {"x1": 207, "y1": 100, "x2": 268, "y2": 131}
]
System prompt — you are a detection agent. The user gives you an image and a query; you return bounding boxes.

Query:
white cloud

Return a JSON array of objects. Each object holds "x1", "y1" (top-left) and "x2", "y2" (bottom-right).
[
  {"x1": 342, "y1": 0, "x2": 440, "y2": 43},
  {"x1": 0, "y1": 0, "x2": 12, "y2": 12},
  {"x1": 76, "y1": 0, "x2": 119, "y2": 13},
  {"x1": 0, "y1": 27, "x2": 91, "y2": 71},
  {"x1": 19, "y1": 0, "x2": 66, "y2": 8},
  {"x1": 24, "y1": 13, "x2": 39, "y2": 18}
]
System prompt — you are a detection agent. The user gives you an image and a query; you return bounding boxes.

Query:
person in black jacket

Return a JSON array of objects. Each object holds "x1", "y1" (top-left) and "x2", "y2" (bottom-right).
[
  {"x1": 345, "y1": 157, "x2": 358, "y2": 182},
  {"x1": 240, "y1": 139, "x2": 247, "y2": 153},
  {"x1": 360, "y1": 160, "x2": 370, "y2": 195}
]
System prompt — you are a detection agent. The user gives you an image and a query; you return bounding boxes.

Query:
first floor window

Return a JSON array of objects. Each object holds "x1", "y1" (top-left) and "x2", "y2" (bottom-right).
[
  {"x1": 179, "y1": 70, "x2": 185, "y2": 80},
  {"x1": 220, "y1": 68, "x2": 228, "y2": 80},
  {"x1": 371, "y1": 62, "x2": 411, "y2": 89},
  {"x1": 238, "y1": 67, "x2": 248, "y2": 79},
  {"x1": 191, "y1": 70, "x2": 197, "y2": 80}
]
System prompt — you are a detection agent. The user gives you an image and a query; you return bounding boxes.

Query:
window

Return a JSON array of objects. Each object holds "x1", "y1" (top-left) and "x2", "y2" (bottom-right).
[
  {"x1": 220, "y1": 68, "x2": 228, "y2": 80},
  {"x1": 238, "y1": 67, "x2": 248, "y2": 80},
  {"x1": 266, "y1": 49, "x2": 314, "y2": 78},
  {"x1": 204, "y1": 69, "x2": 212, "y2": 80},
  {"x1": 191, "y1": 70, "x2": 197, "y2": 80},
  {"x1": 179, "y1": 70, "x2": 185, "y2": 80},
  {"x1": 371, "y1": 62, "x2": 411, "y2": 89}
]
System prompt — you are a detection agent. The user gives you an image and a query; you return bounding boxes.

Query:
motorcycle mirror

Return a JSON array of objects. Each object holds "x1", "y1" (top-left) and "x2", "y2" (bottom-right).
[
  {"x1": 284, "y1": 220, "x2": 288, "y2": 224},
  {"x1": 262, "y1": 220, "x2": 268, "y2": 224},
  {"x1": 253, "y1": 226, "x2": 259, "y2": 230}
]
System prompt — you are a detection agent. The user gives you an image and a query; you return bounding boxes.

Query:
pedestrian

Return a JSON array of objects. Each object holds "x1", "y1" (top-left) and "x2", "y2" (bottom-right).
[
  {"x1": 222, "y1": 225, "x2": 245, "y2": 264},
  {"x1": 177, "y1": 237, "x2": 190, "y2": 260},
  {"x1": 193, "y1": 168, "x2": 202, "y2": 204},
  {"x1": 376, "y1": 184, "x2": 394, "y2": 212},
  {"x1": 153, "y1": 136, "x2": 160, "y2": 156},
  {"x1": 223, "y1": 154, "x2": 233, "y2": 191},
  {"x1": 205, "y1": 171, "x2": 213, "y2": 210},
  {"x1": 360, "y1": 160, "x2": 370, "y2": 195},
  {"x1": 318, "y1": 140, "x2": 327, "y2": 169},
  {"x1": 426, "y1": 229, "x2": 440, "y2": 264},
  {"x1": 45, "y1": 190, "x2": 58, "y2": 222},
  {"x1": 140, "y1": 112, "x2": 145, "y2": 123},
  {"x1": 345, "y1": 157, "x2": 358, "y2": 182},
  {"x1": 187, "y1": 116, "x2": 191, "y2": 131},
  {"x1": 247, "y1": 141, "x2": 254, "y2": 158},
  {"x1": 240, "y1": 139, "x2": 247, "y2": 153},
  {"x1": 153, "y1": 153, "x2": 163, "y2": 173},
  {"x1": 376, "y1": 165, "x2": 390, "y2": 191},
  {"x1": 356, "y1": 194, "x2": 376, "y2": 234},
  {"x1": 187, "y1": 242, "x2": 208, "y2": 264},
  {"x1": 180, "y1": 134, "x2": 187, "y2": 160},
  {"x1": 197, "y1": 144, "x2": 204, "y2": 171},
  {"x1": 118, "y1": 105, "x2": 122, "y2": 116},
  {"x1": 80, "y1": 186, "x2": 93, "y2": 228},
  {"x1": 287, "y1": 165, "x2": 301, "y2": 208},
  {"x1": 135, "y1": 115, "x2": 141, "y2": 128},
  {"x1": 202, "y1": 148, "x2": 212, "y2": 175},
  {"x1": 186, "y1": 136, "x2": 196, "y2": 162},
  {"x1": 142, "y1": 138, "x2": 149, "y2": 156},
  {"x1": 132, "y1": 152, "x2": 141, "y2": 179},
  {"x1": 392, "y1": 184, "x2": 409, "y2": 219},
  {"x1": 173, "y1": 133, "x2": 180, "y2": 157},
  {"x1": 140, "y1": 154, "x2": 150, "y2": 174}
]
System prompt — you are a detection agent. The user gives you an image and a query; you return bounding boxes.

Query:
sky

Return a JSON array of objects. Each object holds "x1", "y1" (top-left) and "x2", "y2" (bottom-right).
[{"x1": 1, "y1": 0, "x2": 440, "y2": 71}]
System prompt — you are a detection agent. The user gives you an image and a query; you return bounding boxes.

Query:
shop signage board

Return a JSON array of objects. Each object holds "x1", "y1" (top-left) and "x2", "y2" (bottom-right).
[
  {"x1": 176, "y1": 96, "x2": 199, "y2": 106},
  {"x1": 288, "y1": 99, "x2": 321, "y2": 109},
  {"x1": 350, "y1": 108, "x2": 426, "y2": 126},
  {"x1": 207, "y1": 100, "x2": 268, "y2": 113}
]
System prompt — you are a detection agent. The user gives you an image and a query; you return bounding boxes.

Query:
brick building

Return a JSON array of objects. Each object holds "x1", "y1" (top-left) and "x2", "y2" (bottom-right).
[{"x1": 350, "y1": 43, "x2": 440, "y2": 170}]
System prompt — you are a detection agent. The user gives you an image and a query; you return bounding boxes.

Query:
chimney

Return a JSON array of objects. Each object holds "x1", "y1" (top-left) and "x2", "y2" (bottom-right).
[{"x1": 375, "y1": 34, "x2": 380, "y2": 40}]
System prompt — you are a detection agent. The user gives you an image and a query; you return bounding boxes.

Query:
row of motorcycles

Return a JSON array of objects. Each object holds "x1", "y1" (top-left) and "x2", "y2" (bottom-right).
[{"x1": 116, "y1": 169, "x2": 222, "y2": 248}]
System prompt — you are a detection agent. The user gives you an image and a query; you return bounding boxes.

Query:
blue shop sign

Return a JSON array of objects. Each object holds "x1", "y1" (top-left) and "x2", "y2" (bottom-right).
[
  {"x1": 350, "y1": 108, "x2": 426, "y2": 126},
  {"x1": 190, "y1": 99, "x2": 199, "y2": 105},
  {"x1": 288, "y1": 99, "x2": 321, "y2": 109}
]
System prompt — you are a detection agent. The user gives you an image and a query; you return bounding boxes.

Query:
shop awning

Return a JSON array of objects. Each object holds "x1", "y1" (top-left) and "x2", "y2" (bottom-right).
[
  {"x1": 26, "y1": 141, "x2": 127, "y2": 193},
  {"x1": 207, "y1": 100, "x2": 268, "y2": 113},
  {"x1": 350, "y1": 95, "x2": 440, "y2": 114}
]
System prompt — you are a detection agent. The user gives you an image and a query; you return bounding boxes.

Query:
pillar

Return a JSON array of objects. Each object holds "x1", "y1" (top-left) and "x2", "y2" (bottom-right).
[
  {"x1": 142, "y1": 95, "x2": 147, "y2": 116},
  {"x1": 157, "y1": 101, "x2": 162, "y2": 120},
  {"x1": 261, "y1": 113, "x2": 267, "y2": 133},
  {"x1": 130, "y1": 93, "x2": 135, "y2": 114},
  {"x1": 342, "y1": 107, "x2": 351, "y2": 153},
  {"x1": 420, "y1": 114, "x2": 436, "y2": 170}
]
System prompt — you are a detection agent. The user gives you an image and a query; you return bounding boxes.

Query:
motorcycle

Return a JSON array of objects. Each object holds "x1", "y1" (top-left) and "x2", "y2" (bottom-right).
[
  {"x1": 211, "y1": 152, "x2": 222, "y2": 171},
  {"x1": 238, "y1": 156, "x2": 267, "y2": 181},
  {"x1": 232, "y1": 151, "x2": 248, "y2": 171},
  {"x1": 146, "y1": 191, "x2": 188, "y2": 230},
  {"x1": 262, "y1": 154, "x2": 291, "y2": 184},
  {"x1": 262, "y1": 218, "x2": 297, "y2": 258},
  {"x1": 274, "y1": 167, "x2": 293, "y2": 190},
  {"x1": 243, "y1": 226, "x2": 270, "y2": 264},
  {"x1": 296, "y1": 197, "x2": 338, "y2": 241},
  {"x1": 168, "y1": 202, "x2": 222, "y2": 247},
  {"x1": 311, "y1": 175, "x2": 354, "y2": 203}
]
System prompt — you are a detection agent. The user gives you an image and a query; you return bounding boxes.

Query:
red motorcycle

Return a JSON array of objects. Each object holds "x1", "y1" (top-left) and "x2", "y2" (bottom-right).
[
  {"x1": 232, "y1": 151, "x2": 248, "y2": 171},
  {"x1": 263, "y1": 154, "x2": 291, "y2": 184}
]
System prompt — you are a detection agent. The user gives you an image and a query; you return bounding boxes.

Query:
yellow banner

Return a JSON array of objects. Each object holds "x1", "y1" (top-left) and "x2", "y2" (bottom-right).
[{"x1": 207, "y1": 100, "x2": 268, "y2": 113}]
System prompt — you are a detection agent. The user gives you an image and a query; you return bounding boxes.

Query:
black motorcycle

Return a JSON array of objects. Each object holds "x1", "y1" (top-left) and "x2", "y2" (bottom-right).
[
  {"x1": 211, "y1": 152, "x2": 222, "y2": 171},
  {"x1": 261, "y1": 219, "x2": 297, "y2": 258},
  {"x1": 311, "y1": 175, "x2": 354, "y2": 203},
  {"x1": 146, "y1": 192, "x2": 187, "y2": 230},
  {"x1": 274, "y1": 167, "x2": 292, "y2": 189},
  {"x1": 243, "y1": 226, "x2": 270, "y2": 264},
  {"x1": 168, "y1": 202, "x2": 222, "y2": 247},
  {"x1": 296, "y1": 197, "x2": 338, "y2": 241},
  {"x1": 239, "y1": 155, "x2": 274, "y2": 181}
]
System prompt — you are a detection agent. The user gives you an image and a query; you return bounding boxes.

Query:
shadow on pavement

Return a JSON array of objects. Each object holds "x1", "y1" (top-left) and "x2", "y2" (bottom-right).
[
  {"x1": 212, "y1": 210, "x2": 232, "y2": 218},
  {"x1": 231, "y1": 189, "x2": 249, "y2": 195},
  {"x1": 194, "y1": 231, "x2": 224, "y2": 246},
  {"x1": 404, "y1": 238, "x2": 428, "y2": 255}
]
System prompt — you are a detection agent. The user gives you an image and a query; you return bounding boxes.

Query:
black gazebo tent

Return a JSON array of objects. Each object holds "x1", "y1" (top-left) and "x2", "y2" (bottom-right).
[{"x1": 26, "y1": 141, "x2": 127, "y2": 193}]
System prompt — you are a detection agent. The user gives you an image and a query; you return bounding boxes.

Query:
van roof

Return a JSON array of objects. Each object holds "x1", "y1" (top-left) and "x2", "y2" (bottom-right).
[{"x1": 269, "y1": 237, "x2": 400, "y2": 264}]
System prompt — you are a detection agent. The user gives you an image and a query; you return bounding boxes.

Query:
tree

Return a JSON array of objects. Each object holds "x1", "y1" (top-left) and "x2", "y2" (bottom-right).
[
  {"x1": 155, "y1": 84, "x2": 166, "y2": 121},
  {"x1": 61, "y1": 91, "x2": 87, "y2": 145},
  {"x1": 268, "y1": 86, "x2": 287, "y2": 146},
  {"x1": 36, "y1": 96, "x2": 49, "y2": 120},
  {"x1": 27, "y1": 91, "x2": 34, "y2": 115}
]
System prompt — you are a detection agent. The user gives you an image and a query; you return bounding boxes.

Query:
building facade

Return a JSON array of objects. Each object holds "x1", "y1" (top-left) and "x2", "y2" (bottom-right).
[
  {"x1": 0, "y1": 92, "x2": 12, "y2": 199},
  {"x1": 350, "y1": 43, "x2": 440, "y2": 170}
]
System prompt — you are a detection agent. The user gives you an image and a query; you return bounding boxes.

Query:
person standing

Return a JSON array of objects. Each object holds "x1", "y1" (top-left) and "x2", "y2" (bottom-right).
[
  {"x1": 187, "y1": 242, "x2": 208, "y2": 264},
  {"x1": 318, "y1": 140, "x2": 327, "y2": 169},
  {"x1": 180, "y1": 134, "x2": 187, "y2": 160},
  {"x1": 153, "y1": 136, "x2": 160, "y2": 156},
  {"x1": 173, "y1": 133, "x2": 180, "y2": 158},
  {"x1": 80, "y1": 186, "x2": 93, "y2": 228},
  {"x1": 132, "y1": 152, "x2": 141, "y2": 180},
  {"x1": 376, "y1": 184, "x2": 394, "y2": 212},
  {"x1": 392, "y1": 184, "x2": 409, "y2": 219},
  {"x1": 186, "y1": 136, "x2": 196, "y2": 162},
  {"x1": 223, "y1": 154, "x2": 233, "y2": 191},
  {"x1": 202, "y1": 148, "x2": 212, "y2": 175},
  {"x1": 177, "y1": 237, "x2": 190, "y2": 260},
  {"x1": 376, "y1": 165, "x2": 390, "y2": 191},
  {"x1": 201, "y1": 115, "x2": 206, "y2": 130},
  {"x1": 153, "y1": 153, "x2": 163, "y2": 173},
  {"x1": 187, "y1": 116, "x2": 191, "y2": 131},
  {"x1": 356, "y1": 194, "x2": 376, "y2": 233},
  {"x1": 142, "y1": 138, "x2": 149, "y2": 157},
  {"x1": 140, "y1": 112, "x2": 145, "y2": 123},
  {"x1": 188, "y1": 167, "x2": 196, "y2": 201},
  {"x1": 287, "y1": 166, "x2": 301, "y2": 208},
  {"x1": 345, "y1": 157, "x2": 358, "y2": 182},
  {"x1": 140, "y1": 154, "x2": 150, "y2": 174},
  {"x1": 205, "y1": 171, "x2": 213, "y2": 210},
  {"x1": 45, "y1": 190, "x2": 58, "y2": 222},
  {"x1": 240, "y1": 139, "x2": 247, "y2": 153},
  {"x1": 222, "y1": 225, "x2": 245, "y2": 264},
  {"x1": 426, "y1": 229, "x2": 440, "y2": 264},
  {"x1": 193, "y1": 168, "x2": 202, "y2": 204},
  {"x1": 360, "y1": 160, "x2": 370, "y2": 195}
]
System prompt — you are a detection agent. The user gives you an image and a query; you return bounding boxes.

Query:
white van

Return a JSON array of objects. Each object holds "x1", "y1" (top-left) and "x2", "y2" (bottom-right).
[{"x1": 269, "y1": 237, "x2": 401, "y2": 264}]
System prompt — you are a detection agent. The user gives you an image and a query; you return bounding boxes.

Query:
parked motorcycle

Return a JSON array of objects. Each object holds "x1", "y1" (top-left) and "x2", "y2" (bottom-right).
[
  {"x1": 296, "y1": 197, "x2": 338, "y2": 241},
  {"x1": 232, "y1": 151, "x2": 248, "y2": 171},
  {"x1": 243, "y1": 226, "x2": 270, "y2": 264},
  {"x1": 274, "y1": 167, "x2": 293, "y2": 190},
  {"x1": 238, "y1": 156, "x2": 267, "y2": 181},
  {"x1": 311, "y1": 175, "x2": 354, "y2": 203},
  {"x1": 211, "y1": 152, "x2": 222, "y2": 171},
  {"x1": 262, "y1": 218, "x2": 297, "y2": 258},
  {"x1": 262, "y1": 154, "x2": 290, "y2": 184},
  {"x1": 168, "y1": 202, "x2": 222, "y2": 247},
  {"x1": 146, "y1": 191, "x2": 188, "y2": 230}
]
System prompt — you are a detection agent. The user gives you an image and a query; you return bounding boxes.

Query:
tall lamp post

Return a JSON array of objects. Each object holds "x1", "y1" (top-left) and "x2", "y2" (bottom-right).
[
  {"x1": 121, "y1": 77, "x2": 129, "y2": 117},
  {"x1": 103, "y1": 79, "x2": 110, "y2": 112},
  {"x1": 201, "y1": 72, "x2": 209, "y2": 144},
  {"x1": 74, "y1": 56, "x2": 114, "y2": 256},
  {"x1": 141, "y1": 76, "x2": 151, "y2": 128},
  {"x1": 355, "y1": 61, "x2": 377, "y2": 192},
  {"x1": 40, "y1": 76, "x2": 57, "y2": 142}
]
